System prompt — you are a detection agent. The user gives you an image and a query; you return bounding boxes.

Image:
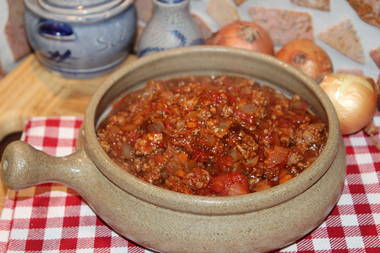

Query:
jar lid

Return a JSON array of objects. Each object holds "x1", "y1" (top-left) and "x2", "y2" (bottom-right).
[
  {"x1": 38, "y1": 0, "x2": 124, "y2": 15},
  {"x1": 25, "y1": 0, "x2": 134, "y2": 23}
]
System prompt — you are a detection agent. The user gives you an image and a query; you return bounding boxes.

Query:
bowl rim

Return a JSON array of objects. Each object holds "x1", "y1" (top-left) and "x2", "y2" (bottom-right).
[{"x1": 83, "y1": 46, "x2": 341, "y2": 215}]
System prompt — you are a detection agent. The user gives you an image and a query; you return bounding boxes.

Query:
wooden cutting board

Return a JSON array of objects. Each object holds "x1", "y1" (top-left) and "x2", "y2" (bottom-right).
[{"x1": 0, "y1": 53, "x2": 137, "y2": 211}]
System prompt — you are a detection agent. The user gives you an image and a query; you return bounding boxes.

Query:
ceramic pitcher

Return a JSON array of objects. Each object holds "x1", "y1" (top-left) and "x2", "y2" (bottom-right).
[{"x1": 137, "y1": 0, "x2": 204, "y2": 57}]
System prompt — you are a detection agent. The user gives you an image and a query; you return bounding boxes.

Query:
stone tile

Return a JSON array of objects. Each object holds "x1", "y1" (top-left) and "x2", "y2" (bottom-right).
[
  {"x1": 318, "y1": 19, "x2": 365, "y2": 64},
  {"x1": 234, "y1": 0, "x2": 246, "y2": 6},
  {"x1": 207, "y1": 0, "x2": 240, "y2": 27},
  {"x1": 191, "y1": 13, "x2": 213, "y2": 40},
  {"x1": 347, "y1": 0, "x2": 380, "y2": 28},
  {"x1": 290, "y1": 0, "x2": 330, "y2": 11},
  {"x1": 370, "y1": 47, "x2": 380, "y2": 69},
  {"x1": 248, "y1": 6, "x2": 313, "y2": 46}
]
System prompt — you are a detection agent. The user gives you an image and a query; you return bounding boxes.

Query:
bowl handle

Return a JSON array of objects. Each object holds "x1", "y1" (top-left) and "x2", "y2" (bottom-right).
[{"x1": 0, "y1": 140, "x2": 94, "y2": 191}]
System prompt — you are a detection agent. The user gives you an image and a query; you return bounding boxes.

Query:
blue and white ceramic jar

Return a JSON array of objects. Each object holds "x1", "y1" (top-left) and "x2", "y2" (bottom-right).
[
  {"x1": 137, "y1": 0, "x2": 204, "y2": 57},
  {"x1": 24, "y1": 0, "x2": 137, "y2": 79}
]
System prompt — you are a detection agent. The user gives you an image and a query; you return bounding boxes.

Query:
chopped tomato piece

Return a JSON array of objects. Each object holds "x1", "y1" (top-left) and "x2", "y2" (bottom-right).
[
  {"x1": 190, "y1": 148, "x2": 212, "y2": 162},
  {"x1": 215, "y1": 155, "x2": 234, "y2": 171},
  {"x1": 209, "y1": 172, "x2": 249, "y2": 196}
]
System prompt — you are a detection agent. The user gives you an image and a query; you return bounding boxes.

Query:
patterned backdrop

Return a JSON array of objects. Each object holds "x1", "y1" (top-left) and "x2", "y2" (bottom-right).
[{"x1": 0, "y1": 0, "x2": 379, "y2": 81}]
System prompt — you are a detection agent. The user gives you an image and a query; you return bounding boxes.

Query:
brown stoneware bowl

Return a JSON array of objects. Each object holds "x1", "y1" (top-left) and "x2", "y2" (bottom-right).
[{"x1": 1, "y1": 46, "x2": 346, "y2": 253}]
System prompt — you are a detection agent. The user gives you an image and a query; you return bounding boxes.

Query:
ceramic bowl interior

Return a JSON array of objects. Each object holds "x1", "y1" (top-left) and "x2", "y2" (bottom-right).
[{"x1": 84, "y1": 46, "x2": 340, "y2": 215}]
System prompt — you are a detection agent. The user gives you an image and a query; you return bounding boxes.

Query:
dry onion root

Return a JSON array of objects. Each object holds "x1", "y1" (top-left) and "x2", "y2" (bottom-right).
[
  {"x1": 319, "y1": 73, "x2": 378, "y2": 135},
  {"x1": 364, "y1": 121, "x2": 380, "y2": 151},
  {"x1": 276, "y1": 39, "x2": 333, "y2": 81},
  {"x1": 206, "y1": 21, "x2": 274, "y2": 55}
]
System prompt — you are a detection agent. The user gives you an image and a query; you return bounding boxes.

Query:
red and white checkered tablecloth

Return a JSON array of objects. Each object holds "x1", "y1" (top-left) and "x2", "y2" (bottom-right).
[{"x1": 0, "y1": 116, "x2": 379, "y2": 252}]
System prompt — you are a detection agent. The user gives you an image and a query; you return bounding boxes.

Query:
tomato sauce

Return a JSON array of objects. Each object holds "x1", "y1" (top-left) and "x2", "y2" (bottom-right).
[{"x1": 96, "y1": 75, "x2": 327, "y2": 196}]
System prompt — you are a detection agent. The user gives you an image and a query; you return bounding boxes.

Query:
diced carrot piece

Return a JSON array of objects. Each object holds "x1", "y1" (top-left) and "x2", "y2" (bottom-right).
[
  {"x1": 279, "y1": 174, "x2": 293, "y2": 184},
  {"x1": 177, "y1": 153, "x2": 188, "y2": 165},
  {"x1": 176, "y1": 169, "x2": 186, "y2": 178},
  {"x1": 186, "y1": 122, "x2": 197, "y2": 128}
]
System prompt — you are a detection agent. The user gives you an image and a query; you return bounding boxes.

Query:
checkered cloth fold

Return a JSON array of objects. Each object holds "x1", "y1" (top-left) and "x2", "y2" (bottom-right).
[{"x1": 0, "y1": 116, "x2": 379, "y2": 252}]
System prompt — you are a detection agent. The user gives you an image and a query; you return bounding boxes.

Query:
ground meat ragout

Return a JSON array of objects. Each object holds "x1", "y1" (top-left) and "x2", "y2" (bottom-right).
[{"x1": 97, "y1": 75, "x2": 327, "y2": 196}]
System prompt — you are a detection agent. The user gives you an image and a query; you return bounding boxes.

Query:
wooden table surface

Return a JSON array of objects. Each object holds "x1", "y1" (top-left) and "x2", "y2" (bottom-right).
[{"x1": 0, "y1": 53, "x2": 137, "y2": 211}]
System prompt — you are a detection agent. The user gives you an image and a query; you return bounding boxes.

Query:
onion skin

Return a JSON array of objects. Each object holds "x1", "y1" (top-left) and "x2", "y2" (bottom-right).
[
  {"x1": 206, "y1": 21, "x2": 274, "y2": 55},
  {"x1": 320, "y1": 73, "x2": 378, "y2": 135},
  {"x1": 276, "y1": 39, "x2": 333, "y2": 81}
]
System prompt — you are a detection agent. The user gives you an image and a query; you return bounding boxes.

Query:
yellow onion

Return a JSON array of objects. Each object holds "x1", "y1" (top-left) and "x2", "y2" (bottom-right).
[
  {"x1": 206, "y1": 21, "x2": 274, "y2": 55},
  {"x1": 276, "y1": 39, "x2": 333, "y2": 81},
  {"x1": 320, "y1": 73, "x2": 378, "y2": 135}
]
